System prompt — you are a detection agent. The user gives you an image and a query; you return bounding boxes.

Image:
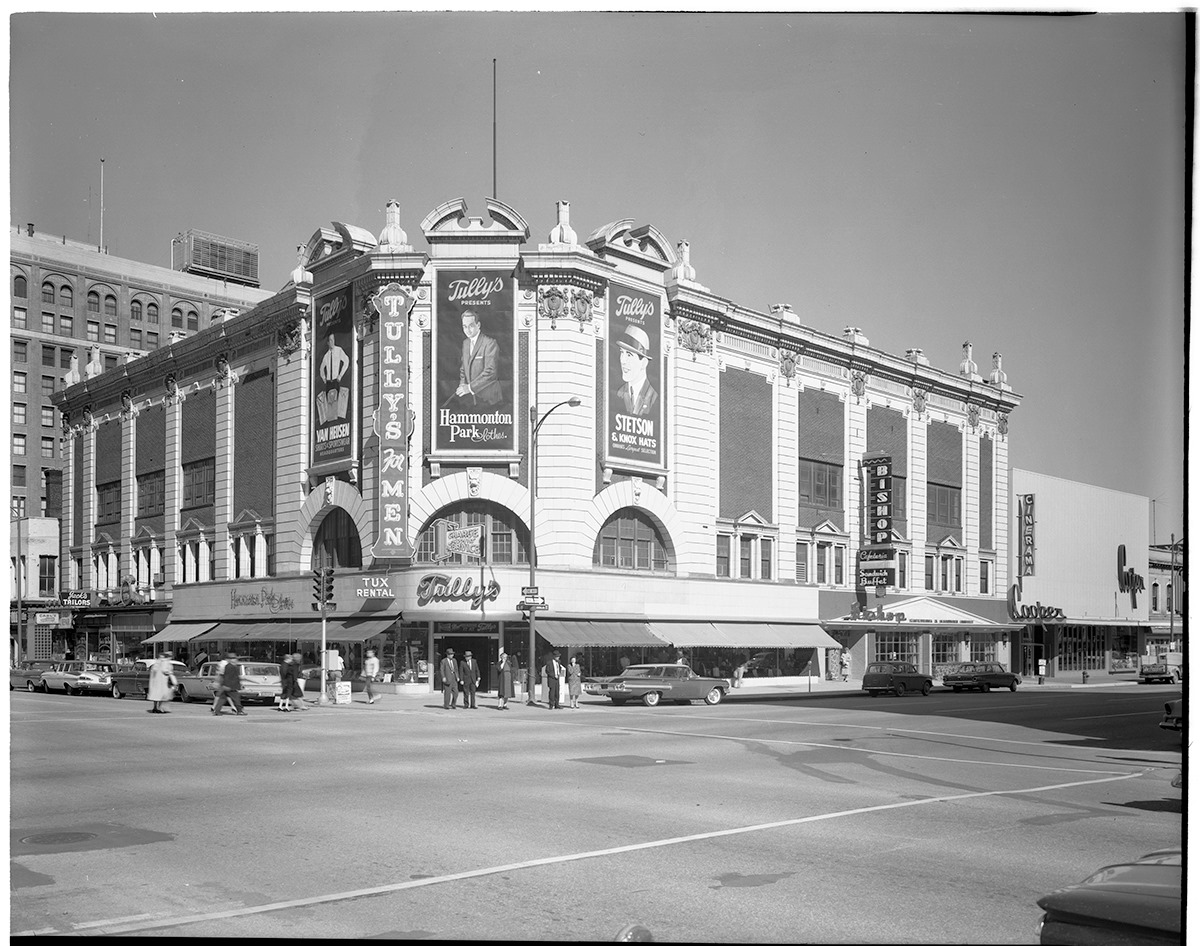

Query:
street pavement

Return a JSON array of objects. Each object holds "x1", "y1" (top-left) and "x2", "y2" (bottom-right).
[{"x1": 9, "y1": 680, "x2": 1183, "y2": 942}]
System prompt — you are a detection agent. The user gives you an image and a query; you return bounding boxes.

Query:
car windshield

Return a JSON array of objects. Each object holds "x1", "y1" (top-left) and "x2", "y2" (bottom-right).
[
  {"x1": 621, "y1": 666, "x2": 660, "y2": 678},
  {"x1": 867, "y1": 663, "x2": 895, "y2": 673},
  {"x1": 84, "y1": 664, "x2": 113, "y2": 673}
]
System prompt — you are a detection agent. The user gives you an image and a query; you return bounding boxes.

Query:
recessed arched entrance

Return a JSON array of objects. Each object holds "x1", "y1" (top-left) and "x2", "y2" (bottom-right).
[{"x1": 311, "y1": 507, "x2": 363, "y2": 570}]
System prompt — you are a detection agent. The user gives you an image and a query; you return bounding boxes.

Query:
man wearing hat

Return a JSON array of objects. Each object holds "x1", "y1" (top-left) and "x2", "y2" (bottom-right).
[
  {"x1": 616, "y1": 325, "x2": 659, "y2": 417},
  {"x1": 440, "y1": 647, "x2": 461, "y2": 710},
  {"x1": 543, "y1": 649, "x2": 564, "y2": 710},
  {"x1": 459, "y1": 649, "x2": 481, "y2": 709}
]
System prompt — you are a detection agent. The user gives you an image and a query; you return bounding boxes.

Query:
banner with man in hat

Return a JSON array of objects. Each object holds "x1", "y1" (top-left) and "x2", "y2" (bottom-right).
[{"x1": 606, "y1": 286, "x2": 665, "y2": 468}]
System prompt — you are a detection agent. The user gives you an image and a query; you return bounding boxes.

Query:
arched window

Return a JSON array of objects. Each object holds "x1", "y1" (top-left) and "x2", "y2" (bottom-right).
[
  {"x1": 13, "y1": 274, "x2": 27, "y2": 298},
  {"x1": 312, "y1": 507, "x2": 363, "y2": 569},
  {"x1": 104, "y1": 295, "x2": 117, "y2": 318},
  {"x1": 593, "y1": 508, "x2": 671, "y2": 572},
  {"x1": 60, "y1": 285, "x2": 72, "y2": 306},
  {"x1": 186, "y1": 309, "x2": 199, "y2": 331},
  {"x1": 414, "y1": 501, "x2": 529, "y2": 565},
  {"x1": 171, "y1": 307, "x2": 184, "y2": 329},
  {"x1": 1166, "y1": 583, "x2": 1173, "y2": 614},
  {"x1": 41, "y1": 282, "x2": 54, "y2": 305},
  {"x1": 147, "y1": 302, "x2": 159, "y2": 324},
  {"x1": 130, "y1": 300, "x2": 142, "y2": 321},
  {"x1": 87, "y1": 291, "x2": 100, "y2": 313},
  {"x1": 1152, "y1": 582, "x2": 1160, "y2": 612}
]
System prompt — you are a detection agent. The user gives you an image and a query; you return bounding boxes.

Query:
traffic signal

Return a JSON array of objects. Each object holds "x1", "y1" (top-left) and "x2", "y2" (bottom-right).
[{"x1": 312, "y1": 567, "x2": 336, "y2": 611}]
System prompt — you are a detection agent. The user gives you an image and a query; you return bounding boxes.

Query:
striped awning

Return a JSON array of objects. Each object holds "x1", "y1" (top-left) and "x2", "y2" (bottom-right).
[
  {"x1": 140, "y1": 622, "x2": 217, "y2": 644},
  {"x1": 537, "y1": 620, "x2": 669, "y2": 647}
]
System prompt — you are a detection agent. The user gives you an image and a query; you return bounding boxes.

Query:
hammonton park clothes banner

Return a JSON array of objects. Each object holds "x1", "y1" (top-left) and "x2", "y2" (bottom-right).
[{"x1": 434, "y1": 271, "x2": 516, "y2": 452}]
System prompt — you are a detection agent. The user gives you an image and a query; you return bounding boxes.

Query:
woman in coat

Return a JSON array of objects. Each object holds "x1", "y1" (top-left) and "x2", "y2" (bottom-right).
[
  {"x1": 147, "y1": 651, "x2": 178, "y2": 714},
  {"x1": 566, "y1": 655, "x2": 583, "y2": 709},
  {"x1": 497, "y1": 649, "x2": 515, "y2": 710}
]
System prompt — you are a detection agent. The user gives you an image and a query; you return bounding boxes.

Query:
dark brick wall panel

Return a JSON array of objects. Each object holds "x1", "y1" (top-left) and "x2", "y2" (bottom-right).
[
  {"x1": 181, "y1": 388, "x2": 215, "y2": 464},
  {"x1": 73, "y1": 443, "x2": 83, "y2": 546},
  {"x1": 719, "y1": 370, "x2": 773, "y2": 521},
  {"x1": 234, "y1": 369, "x2": 275, "y2": 519},
  {"x1": 927, "y1": 420, "x2": 962, "y2": 486},
  {"x1": 979, "y1": 434, "x2": 993, "y2": 550},
  {"x1": 797, "y1": 388, "x2": 843, "y2": 464},
  {"x1": 136, "y1": 403, "x2": 165, "y2": 475},
  {"x1": 95, "y1": 420, "x2": 121, "y2": 484}
]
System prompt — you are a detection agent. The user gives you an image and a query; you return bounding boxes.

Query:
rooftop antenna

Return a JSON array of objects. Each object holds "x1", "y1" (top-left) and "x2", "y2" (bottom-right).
[
  {"x1": 99, "y1": 158, "x2": 105, "y2": 253},
  {"x1": 492, "y1": 59, "x2": 497, "y2": 199}
]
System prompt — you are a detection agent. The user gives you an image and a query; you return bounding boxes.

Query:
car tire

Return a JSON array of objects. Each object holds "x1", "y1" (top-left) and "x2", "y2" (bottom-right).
[
  {"x1": 952, "y1": 686, "x2": 963, "y2": 692},
  {"x1": 111, "y1": 683, "x2": 123, "y2": 699},
  {"x1": 26, "y1": 681, "x2": 37, "y2": 692},
  {"x1": 893, "y1": 683, "x2": 906, "y2": 697},
  {"x1": 705, "y1": 687, "x2": 724, "y2": 706},
  {"x1": 642, "y1": 691, "x2": 661, "y2": 707},
  {"x1": 1008, "y1": 681, "x2": 1018, "y2": 692},
  {"x1": 41, "y1": 681, "x2": 50, "y2": 693},
  {"x1": 921, "y1": 681, "x2": 932, "y2": 696},
  {"x1": 980, "y1": 682, "x2": 991, "y2": 693},
  {"x1": 178, "y1": 686, "x2": 192, "y2": 703},
  {"x1": 64, "y1": 684, "x2": 76, "y2": 696}
]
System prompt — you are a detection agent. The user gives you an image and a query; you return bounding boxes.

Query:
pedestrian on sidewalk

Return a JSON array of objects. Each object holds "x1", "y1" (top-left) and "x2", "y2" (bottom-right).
[
  {"x1": 545, "y1": 650, "x2": 563, "y2": 709},
  {"x1": 278, "y1": 653, "x2": 296, "y2": 711},
  {"x1": 459, "y1": 650, "x2": 480, "y2": 709},
  {"x1": 840, "y1": 650, "x2": 851, "y2": 683},
  {"x1": 567, "y1": 655, "x2": 582, "y2": 708},
  {"x1": 290, "y1": 652, "x2": 309, "y2": 709},
  {"x1": 440, "y1": 648, "x2": 460, "y2": 710},
  {"x1": 362, "y1": 648, "x2": 380, "y2": 704},
  {"x1": 496, "y1": 648, "x2": 514, "y2": 710},
  {"x1": 147, "y1": 650, "x2": 178, "y2": 714},
  {"x1": 212, "y1": 652, "x2": 246, "y2": 716}
]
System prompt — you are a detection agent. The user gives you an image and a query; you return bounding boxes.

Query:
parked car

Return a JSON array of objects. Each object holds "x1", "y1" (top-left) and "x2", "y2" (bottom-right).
[
  {"x1": 862, "y1": 661, "x2": 933, "y2": 697},
  {"x1": 39, "y1": 660, "x2": 116, "y2": 695},
  {"x1": 1138, "y1": 653, "x2": 1183, "y2": 685},
  {"x1": 941, "y1": 661, "x2": 1020, "y2": 693},
  {"x1": 1035, "y1": 848, "x2": 1182, "y2": 945},
  {"x1": 109, "y1": 658, "x2": 188, "y2": 699},
  {"x1": 176, "y1": 660, "x2": 282, "y2": 704},
  {"x1": 582, "y1": 664, "x2": 730, "y2": 707},
  {"x1": 10, "y1": 660, "x2": 58, "y2": 691},
  {"x1": 1159, "y1": 698, "x2": 1182, "y2": 733}
]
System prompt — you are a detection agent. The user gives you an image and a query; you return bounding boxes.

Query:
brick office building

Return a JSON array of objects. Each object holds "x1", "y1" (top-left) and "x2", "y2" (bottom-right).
[{"x1": 50, "y1": 197, "x2": 1021, "y2": 692}]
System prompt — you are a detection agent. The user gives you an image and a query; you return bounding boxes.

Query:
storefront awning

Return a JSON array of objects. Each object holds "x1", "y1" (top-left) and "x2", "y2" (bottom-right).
[
  {"x1": 200, "y1": 619, "x2": 396, "y2": 643},
  {"x1": 204, "y1": 622, "x2": 288, "y2": 641},
  {"x1": 141, "y1": 622, "x2": 218, "y2": 644},
  {"x1": 647, "y1": 622, "x2": 735, "y2": 647},
  {"x1": 537, "y1": 620, "x2": 669, "y2": 647},
  {"x1": 322, "y1": 618, "x2": 397, "y2": 643},
  {"x1": 649, "y1": 622, "x2": 841, "y2": 649}
]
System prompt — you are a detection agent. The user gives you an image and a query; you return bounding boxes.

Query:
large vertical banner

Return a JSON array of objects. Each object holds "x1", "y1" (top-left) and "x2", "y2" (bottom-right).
[
  {"x1": 373, "y1": 283, "x2": 416, "y2": 561},
  {"x1": 606, "y1": 286, "x2": 665, "y2": 468},
  {"x1": 434, "y1": 271, "x2": 515, "y2": 452},
  {"x1": 312, "y1": 284, "x2": 356, "y2": 468},
  {"x1": 1017, "y1": 493, "x2": 1036, "y2": 577},
  {"x1": 858, "y1": 455, "x2": 895, "y2": 587}
]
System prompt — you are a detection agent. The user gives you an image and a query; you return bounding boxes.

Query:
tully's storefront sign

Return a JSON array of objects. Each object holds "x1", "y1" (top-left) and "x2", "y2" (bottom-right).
[{"x1": 415, "y1": 573, "x2": 501, "y2": 611}]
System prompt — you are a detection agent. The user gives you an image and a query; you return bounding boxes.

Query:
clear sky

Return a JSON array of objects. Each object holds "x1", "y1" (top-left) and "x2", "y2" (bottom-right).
[{"x1": 8, "y1": 10, "x2": 1188, "y2": 540}]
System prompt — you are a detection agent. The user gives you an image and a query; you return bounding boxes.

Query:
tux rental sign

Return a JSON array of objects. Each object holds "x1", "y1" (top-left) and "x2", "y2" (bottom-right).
[{"x1": 433, "y1": 271, "x2": 515, "y2": 452}]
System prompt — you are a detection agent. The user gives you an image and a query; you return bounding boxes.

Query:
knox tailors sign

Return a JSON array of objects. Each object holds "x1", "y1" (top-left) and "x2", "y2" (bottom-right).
[{"x1": 606, "y1": 286, "x2": 666, "y2": 469}]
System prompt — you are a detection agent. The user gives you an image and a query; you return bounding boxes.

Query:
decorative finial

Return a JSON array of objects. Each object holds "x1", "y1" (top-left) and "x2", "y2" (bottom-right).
[
  {"x1": 376, "y1": 199, "x2": 411, "y2": 253},
  {"x1": 547, "y1": 200, "x2": 577, "y2": 246}
]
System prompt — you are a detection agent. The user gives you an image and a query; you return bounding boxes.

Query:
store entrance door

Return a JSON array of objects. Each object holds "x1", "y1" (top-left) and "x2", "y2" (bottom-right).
[{"x1": 433, "y1": 634, "x2": 497, "y2": 692}]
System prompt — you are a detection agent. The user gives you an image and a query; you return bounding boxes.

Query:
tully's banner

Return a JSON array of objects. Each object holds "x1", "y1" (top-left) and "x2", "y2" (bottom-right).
[
  {"x1": 434, "y1": 270, "x2": 515, "y2": 452},
  {"x1": 312, "y1": 284, "x2": 357, "y2": 469},
  {"x1": 373, "y1": 283, "x2": 417, "y2": 561},
  {"x1": 606, "y1": 286, "x2": 666, "y2": 468}
]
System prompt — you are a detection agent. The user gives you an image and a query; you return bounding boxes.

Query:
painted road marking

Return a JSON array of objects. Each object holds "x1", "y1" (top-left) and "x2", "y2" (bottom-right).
[{"x1": 40, "y1": 771, "x2": 1141, "y2": 937}]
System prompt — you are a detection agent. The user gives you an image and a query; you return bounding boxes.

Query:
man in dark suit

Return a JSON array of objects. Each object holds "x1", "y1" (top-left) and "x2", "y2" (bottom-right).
[
  {"x1": 440, "y1": 648, "x2": 461, "y2": 710},
  {"x1": 459, "y1": 650, "x2": 480, "y2": 709},
  {"x1": 616, "y1": 325, "x2": 658, "y2": 417},
  {"x1": 544, "y1": 650, "x2": 564, "y2": 709},
  {"x1": 455, "y1": 311, "x2": 502, "y2": 406}
]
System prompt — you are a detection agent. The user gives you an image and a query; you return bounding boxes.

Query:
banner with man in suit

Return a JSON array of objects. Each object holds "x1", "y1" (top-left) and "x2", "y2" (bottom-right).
[{"x1": 606, "y1": 285, "x2": 665, "y2": 469}]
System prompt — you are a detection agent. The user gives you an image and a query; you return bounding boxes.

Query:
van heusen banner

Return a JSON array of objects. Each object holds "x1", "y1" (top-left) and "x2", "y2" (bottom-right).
[
  {"x1": 606, "y1": 286, "x2": 666, "y2": 469},
  {"x1": 312, "y1": 284, "x2": 357, "y2": 469},
  {"x1": 434, "y1": 270, "x2": 516, "y2": 452},
  {"x1": 372, "y1": 283, "x2": 417, "y2": 561}
]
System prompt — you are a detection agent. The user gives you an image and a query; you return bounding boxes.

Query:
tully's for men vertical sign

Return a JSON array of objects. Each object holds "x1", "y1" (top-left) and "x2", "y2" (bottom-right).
[{"x1": 372, "y1": 283, "x2": 416, "y2": 560}]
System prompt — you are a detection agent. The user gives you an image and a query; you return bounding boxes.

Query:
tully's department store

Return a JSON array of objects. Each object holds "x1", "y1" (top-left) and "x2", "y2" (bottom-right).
[{"x1": 50, "y1": 196, "x2": 1023, "y2": 691}]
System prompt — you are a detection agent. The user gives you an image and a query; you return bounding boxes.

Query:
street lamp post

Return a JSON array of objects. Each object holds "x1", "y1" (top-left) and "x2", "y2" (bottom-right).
[{"x1": 527, "y1": 397, "x2": 581, "y2": 705}]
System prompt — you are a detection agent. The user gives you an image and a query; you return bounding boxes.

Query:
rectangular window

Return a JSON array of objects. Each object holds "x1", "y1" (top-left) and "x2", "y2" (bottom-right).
[
  {"x1": 14, "y1": 372, "x2": 27, "y2": 394},
  {"x1": 927, "y1": 484, "x2": 963, "y2": 528},
  {"x1": 13, "y1": 307, "x2": 26, "y2": 329},
  {"x1": 740, "y1": 536, "x2": 754, "y2": 578},
  {"x1": 59, "y1": 314, "x2": 73, "y2": 336},
  {"x1": 940, "y1": 555, "x2": 950, "y2": 592},
  {"x1": 13, "y1": 434, "x2": 26, "y2": 455},
  {"x1": 42, "y1": 345, "x2": 55, "y2": 367},
  {"x1": 979, "y1": 560, "x2": 990, "y2": 595},
  {"x1": 898, "y1": 551, "x2": 908, "y2": 589},
  {"x1": 816, "y1": 543, "x2": 828, "y2": 584},
  {"x1": 41, "y1": 437, "x2": 55, "y2": 459},
  {"x1": 264, "y1": 535, "x2": 275, "y2": 578},
  {"x1": 12, "y1": 496, "x2": 26, "y2": 517},
  {"x1": 12, "y1": 402, "x2": 26, "y2": 426},
  {"x1": 130, "y1": 328, "x2": 142, "y2": 349},
  {"x1": 40, "y1": 406, "x2": 54, "y2": 427},
  {"x1": 147, "y1": 331, "x2": 159, "y2": 349},
  {"x1": 925, "y1": 555, "x2": 935, "y2": 591},
  {"x1": 834, "y1": 545, "x2": 844, "y2": 585},
  {"x1": 14, "y1": 340, "x2": 28, "y2": 363},
  {"x1": 760, "y1": 538, "x2": 773, "y2": 581},
  {"x1": 41, "y1": 312, "x2": 55, "y2": 334},
  {"x1": 38, "y1": 556, "x2": 56, "y2": 598},
  {"x1": 136, "y1": 470, "x2": 165, "y2": 517},
  {"x1": 104, "y1": 324, "x2": 117, "y2": 344},
  {"x1": 86, "y1": 321, "x2": 100, "y2": 342},
  {"x1": 795, "y1": 541, "x2": 808, "y2": 582},
  {"x1": 60, "y1": 348, "x2": 74, "y2": 368},
  {"x1": 798, "y1": 459, "x2": 843, "y2": 510},
  {"x1": 716, "y1": 535, "x2": 731, "y2": 578},
  {"x1": 954, "y1": 558, "x2": 963, "y2": 593},
  {"x1": 13, "y1": 465, "x2": 26, "y2": 487},
  {"x1": 182, "y1": 458, "x2": 216, "y2": 509},
  {"x1": 104, "y1": 354, "x2": 117, "y2": 370},
  {"x1": 970, "y1": 639, "x2": 997, "y2": 663},
  {"x1": 96, "y1": 480, "x2": 121, "y2": 523},
  {"x1": 41, "y1": 376, "x2": 55, "y2": 397}
]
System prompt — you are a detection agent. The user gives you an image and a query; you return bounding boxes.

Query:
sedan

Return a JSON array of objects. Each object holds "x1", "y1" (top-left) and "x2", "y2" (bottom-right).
[
  {"x1": 177, "y1": 660, "x2": 282, "y2": 705},
  {"x1": 862, "y1": 661, "x2": 933, "y2": 697},
  {"x1": 10, "y1": 660, "x2": 58, "y2": 691},
  {"x1": 582, "y1": 664, "x2": 730, "y2": 707},
  {"x1": 941, "y1": 661, "x2": 1020, "y2": 693},
  {"x1": 1035, "y1": 848, "x2": 1182, "y2": 945},
  {"x1": 110, "y1": 658, "x2": 188, "y2": 699},
  {"x1": 39, "y1": 661, "x2": 116, "y2": 695},
  {"x1": 1159, "y1": 698, "x2": 1182, "y2": 733}
]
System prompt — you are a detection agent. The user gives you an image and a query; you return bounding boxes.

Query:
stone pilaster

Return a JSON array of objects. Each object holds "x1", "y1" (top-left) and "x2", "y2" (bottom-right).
[{"x1": 214, "y1": 379, "x2": 235, "y2": 580}]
